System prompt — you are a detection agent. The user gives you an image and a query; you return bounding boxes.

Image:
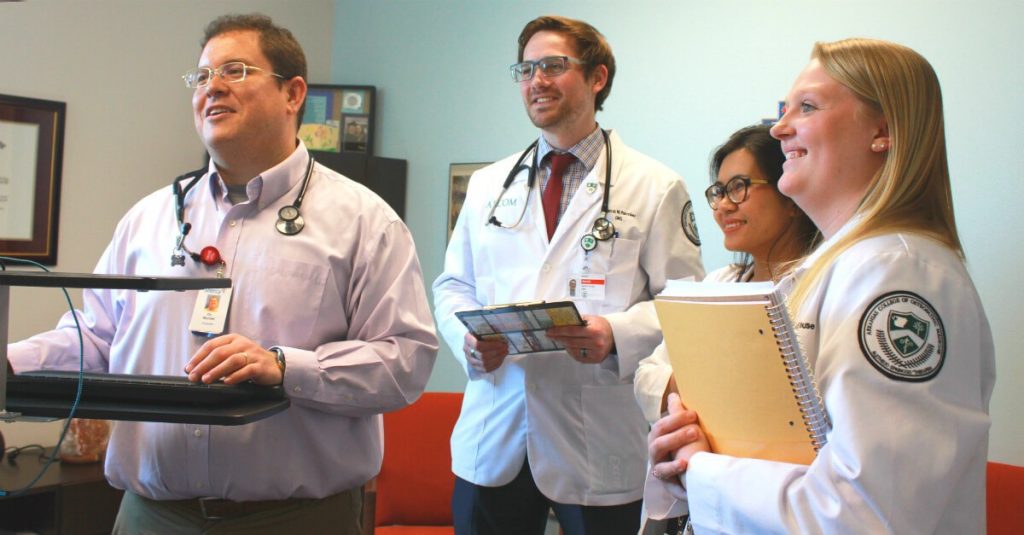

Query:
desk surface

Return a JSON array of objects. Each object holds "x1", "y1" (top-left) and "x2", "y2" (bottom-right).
[
  {"x1": 0, "y1": 447, "x2": 123, "y2": 535},
  {"x1": 0, "y1": 447, "x2": 106, "y2": 497}
]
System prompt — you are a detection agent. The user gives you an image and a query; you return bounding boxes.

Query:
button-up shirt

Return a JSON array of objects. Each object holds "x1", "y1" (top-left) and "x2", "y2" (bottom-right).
[{"x1": 9, "y1": 144, "x2": 439, "y2": 500}]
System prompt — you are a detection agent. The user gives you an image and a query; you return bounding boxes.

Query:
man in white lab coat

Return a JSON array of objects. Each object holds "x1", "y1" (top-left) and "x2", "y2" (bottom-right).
[{"x1": 433, "y1": 15, "x2": 704, "y2": 535}]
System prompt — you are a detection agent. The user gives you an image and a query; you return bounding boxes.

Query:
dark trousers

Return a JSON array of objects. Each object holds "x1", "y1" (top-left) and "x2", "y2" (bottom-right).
[{"x1": 453, "y1": 461, "x2": 642, "y2": 535}]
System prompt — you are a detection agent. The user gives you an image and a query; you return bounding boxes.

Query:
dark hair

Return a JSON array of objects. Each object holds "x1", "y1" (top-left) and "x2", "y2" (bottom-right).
[
  {"x1": 710, "y1": 124, "x2": 785, "y2": 187},
  {"x1": 709, "y1": 124, "x2": 819, "y2": 280},
  {"x1": 202, "y1": 13, "x2": 307, "y2": 127},
  {"x1": 517, "y1": 15, "x2": 616, "y2": 112}
]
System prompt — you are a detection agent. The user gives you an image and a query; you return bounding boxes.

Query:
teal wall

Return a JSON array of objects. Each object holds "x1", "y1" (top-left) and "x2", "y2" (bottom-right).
[{"x1": 330, "y1": 0, "x2": 1023, "y2": 464}]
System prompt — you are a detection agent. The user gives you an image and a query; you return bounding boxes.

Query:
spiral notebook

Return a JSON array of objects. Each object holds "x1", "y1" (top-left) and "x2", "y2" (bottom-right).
[{"x1": 654, "y1": 280, "x2": 829, "y2": 465}]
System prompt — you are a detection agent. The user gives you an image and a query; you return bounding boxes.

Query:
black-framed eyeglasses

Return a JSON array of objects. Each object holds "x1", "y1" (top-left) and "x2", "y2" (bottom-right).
[
  {"x1": 183, "y1": 61, "x2": 285, "y2": 89},
  {"x1": 704, "y1": 175, "x2": 771, "y2": 210},
  {"x1": 510, "y1": 56, "x2": 586, "y2": 83}
]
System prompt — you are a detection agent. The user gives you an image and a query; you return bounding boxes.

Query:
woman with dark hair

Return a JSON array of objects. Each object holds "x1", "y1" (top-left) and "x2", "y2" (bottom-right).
[
  {"x1": 634, "y1": 124, "x2": 818, "y2": 424},
  {"x1": 706, "y1": 124, "x2": 817, "y2": 283},
  {"x1": 646, "y1": 39, "x2": 995, "y2": 534}
]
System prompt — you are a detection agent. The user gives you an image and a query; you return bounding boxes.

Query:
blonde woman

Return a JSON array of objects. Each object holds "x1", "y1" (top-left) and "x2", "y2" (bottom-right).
[{"x1": 646, "y1": 39, "x2": 995, "y2": 534}]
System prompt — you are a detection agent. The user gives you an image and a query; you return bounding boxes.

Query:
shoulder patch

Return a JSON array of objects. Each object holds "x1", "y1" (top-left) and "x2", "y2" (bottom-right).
[
  {"x1": 681, "y1": 200, "x2": 700, "y2": 246},
  {"x1": 858, "y1": 291, "x2": 945, "y2": 382}
]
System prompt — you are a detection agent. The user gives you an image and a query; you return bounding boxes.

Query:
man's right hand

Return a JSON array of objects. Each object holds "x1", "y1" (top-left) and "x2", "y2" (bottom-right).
[{"x1": 464, "y1": 332, "x2": 510, "y2": 373}]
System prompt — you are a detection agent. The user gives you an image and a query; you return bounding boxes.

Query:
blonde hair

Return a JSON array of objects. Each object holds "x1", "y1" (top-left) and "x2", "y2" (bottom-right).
[{"x1": 788, "y1": 38, "x2": 963, "y2": 310}]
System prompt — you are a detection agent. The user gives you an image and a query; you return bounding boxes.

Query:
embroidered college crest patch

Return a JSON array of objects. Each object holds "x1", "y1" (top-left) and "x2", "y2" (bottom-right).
[
  {"x1": 681, "y1": 200, "x2": 700, "y2": 246},
  {"x1": 858, "y1": 291, "x2": 945, "y2": 381}
]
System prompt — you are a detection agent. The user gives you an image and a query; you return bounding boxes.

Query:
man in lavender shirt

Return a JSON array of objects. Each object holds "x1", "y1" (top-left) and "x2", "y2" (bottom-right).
[{"x1": 6, "y1": 13, "x2": 438, "y2": 533}]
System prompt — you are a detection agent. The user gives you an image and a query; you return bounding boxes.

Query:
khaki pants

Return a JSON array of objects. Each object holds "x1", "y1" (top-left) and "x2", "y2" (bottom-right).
[{"x1": 112, "y1": 487, "x2": 362, "y2": 535}]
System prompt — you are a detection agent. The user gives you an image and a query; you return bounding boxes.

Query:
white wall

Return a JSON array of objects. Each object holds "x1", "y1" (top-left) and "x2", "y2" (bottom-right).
[
  {"x1": 331, "y1": 0, "x2": 1023, "y2": 464},
  {"x1": 0, "y1": 0, "x2": 334, "y2": 447}
]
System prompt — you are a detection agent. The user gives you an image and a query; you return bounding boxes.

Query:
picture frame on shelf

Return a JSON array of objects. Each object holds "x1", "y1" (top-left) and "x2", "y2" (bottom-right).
[{"x1": 299, "y1": 84, "x2": 376, "y2": 155}]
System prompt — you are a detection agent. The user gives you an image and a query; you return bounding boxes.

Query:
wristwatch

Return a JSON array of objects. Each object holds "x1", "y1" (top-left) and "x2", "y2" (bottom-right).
[{"x1": 269, "y1": 346, "x2": 286, "y2": 374}]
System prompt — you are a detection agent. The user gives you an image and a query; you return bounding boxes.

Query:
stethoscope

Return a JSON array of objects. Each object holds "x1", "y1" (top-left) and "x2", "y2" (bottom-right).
[
  {"x1": 485, "y1": 129, "x2": 615, "y2": 253},
  {"x1": 170, "y1": 156, "x2": 314, "y2": 266}
]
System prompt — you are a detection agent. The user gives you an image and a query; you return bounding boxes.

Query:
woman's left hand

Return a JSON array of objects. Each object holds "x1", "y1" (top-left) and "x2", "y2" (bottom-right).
[{"x1": 648, "y1": 393, "x2": 711, "y2": 488}]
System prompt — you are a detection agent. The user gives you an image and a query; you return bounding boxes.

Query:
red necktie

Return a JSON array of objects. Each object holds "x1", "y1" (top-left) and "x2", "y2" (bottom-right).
[{"x1": 542, "y1": 152, "x2": 575, "y2": 240}]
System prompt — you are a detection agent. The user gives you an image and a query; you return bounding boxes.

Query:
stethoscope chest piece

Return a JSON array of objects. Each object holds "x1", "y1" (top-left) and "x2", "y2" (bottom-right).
[
  {"x1": 592, "y1": 217, "x2": 615, "y2": 240},
  {"x1": 276, "y1": 205, "x2": 304, "y2": 235}
]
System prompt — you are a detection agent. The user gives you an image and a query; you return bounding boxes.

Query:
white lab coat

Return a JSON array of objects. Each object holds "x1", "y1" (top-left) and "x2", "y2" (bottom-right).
[
  {"x1": 644, "y1": 219, "x2": 995, "y2": 534},
  {"x1": 434, "y1": 130, "x2": 704, "y2": 505}
]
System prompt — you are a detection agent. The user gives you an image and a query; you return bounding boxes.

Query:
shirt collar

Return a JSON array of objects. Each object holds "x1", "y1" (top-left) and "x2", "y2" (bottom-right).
[
  {"x1": 536, "y1": 125, "x2": 605, "y2": 172},
  {"x1": 203, "y1": 143, "x2": 311, "y2": 210}
]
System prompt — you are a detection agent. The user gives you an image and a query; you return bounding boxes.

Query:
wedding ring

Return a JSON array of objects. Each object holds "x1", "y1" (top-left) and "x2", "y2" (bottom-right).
[{"x1": 240, "y1": 352, "x2": 249, "y2": 365}]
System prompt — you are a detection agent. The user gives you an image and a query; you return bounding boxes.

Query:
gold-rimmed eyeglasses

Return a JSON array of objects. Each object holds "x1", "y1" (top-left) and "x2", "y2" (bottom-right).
[{"x1": 183, "y1": 61, "x2": 285, "y2": 89}]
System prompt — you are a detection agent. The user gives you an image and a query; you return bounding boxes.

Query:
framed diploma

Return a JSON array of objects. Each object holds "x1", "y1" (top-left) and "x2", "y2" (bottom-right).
[
  {"x1": 0, "y1": 94, "x2": 66, "y2": 265},
  {"x1": 298, "y1": 84, "x2": 376, "y2": 155}
]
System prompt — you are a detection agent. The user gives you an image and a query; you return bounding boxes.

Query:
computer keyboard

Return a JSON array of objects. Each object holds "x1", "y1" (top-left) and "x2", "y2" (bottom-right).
[{"x1": 7, "y1": 370, "x2": 284, "y2": 407}]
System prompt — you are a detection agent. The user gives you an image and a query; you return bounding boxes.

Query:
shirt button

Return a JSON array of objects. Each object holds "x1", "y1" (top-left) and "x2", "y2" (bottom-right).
[
  {"x1": 193, "y1": 428, "x2": 202, "y2": 437},
  {"x1": 293, "y1": 386, "x2": 302, "y2": 393},
  {"x1": 542, "y1": 263, "x2": 550, "y2": 272},
  {"x1": 229, "y1": 220, "x2": 237, "y2": 227}
]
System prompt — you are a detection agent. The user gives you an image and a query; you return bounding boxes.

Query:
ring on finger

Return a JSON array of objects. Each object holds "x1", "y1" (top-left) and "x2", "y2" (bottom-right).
[{"x1": 240, "y1": 352, "x2": 249, "y2": 365}]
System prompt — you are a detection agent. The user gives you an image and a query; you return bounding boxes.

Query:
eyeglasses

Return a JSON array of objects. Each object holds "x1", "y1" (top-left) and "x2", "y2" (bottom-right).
[
  {"x1": 704, "y1": 175, "x2": 771, "y2": 210},
  {"x1": 182, "y1": 61, "x2": 285, "y2": 89},
  {"x1": 510, "y1": 56, "x2": 586, "y2": 82}
]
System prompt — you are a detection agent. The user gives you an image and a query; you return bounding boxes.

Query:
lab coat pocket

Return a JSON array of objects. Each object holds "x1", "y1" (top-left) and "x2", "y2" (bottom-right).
[
  {"x1": 230, "y1": 256, "x2": 329, "y2": 347},
  {"x1": 581, "y1": 383, "x2": 647, "y2": 495},
  {"x1": 586, "y1": 237, "x2": 641, "y2": 314}
]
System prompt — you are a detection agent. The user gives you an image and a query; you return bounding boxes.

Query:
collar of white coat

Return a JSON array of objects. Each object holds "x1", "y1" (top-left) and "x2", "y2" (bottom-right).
[{"x1": 785, "y1": 213, "x2": 864, "y2": 286}]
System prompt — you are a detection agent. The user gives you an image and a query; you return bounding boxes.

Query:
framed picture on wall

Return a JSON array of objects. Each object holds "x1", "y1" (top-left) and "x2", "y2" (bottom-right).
[
  {"x1": 299, "y1": 84, "x2": 376, "y2": 155},
  {"x1": 447, "y1": 162, "x2": 490, "y2": 241},
  {"x1": 0, "y1": 93, "x2": 66, "y2": 265}
]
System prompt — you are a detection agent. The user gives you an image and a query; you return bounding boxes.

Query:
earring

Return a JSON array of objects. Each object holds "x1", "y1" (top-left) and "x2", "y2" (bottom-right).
[{"x1": 872, "y1": 140, "x2": 889, "y2": 152}]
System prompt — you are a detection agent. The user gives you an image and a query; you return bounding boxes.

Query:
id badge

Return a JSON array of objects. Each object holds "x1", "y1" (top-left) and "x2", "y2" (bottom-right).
[
  {"x1": 189, "y1": 287, "x2": 232, "y2": 335},
  {"x1": 569, "y1": 273, "x2": 606, "y2": 301}
]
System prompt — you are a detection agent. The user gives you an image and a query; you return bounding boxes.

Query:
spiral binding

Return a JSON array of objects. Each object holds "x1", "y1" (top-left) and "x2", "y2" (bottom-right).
[{"x1": 766, "y1": 300, "x2": 831, "y2": 451}]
